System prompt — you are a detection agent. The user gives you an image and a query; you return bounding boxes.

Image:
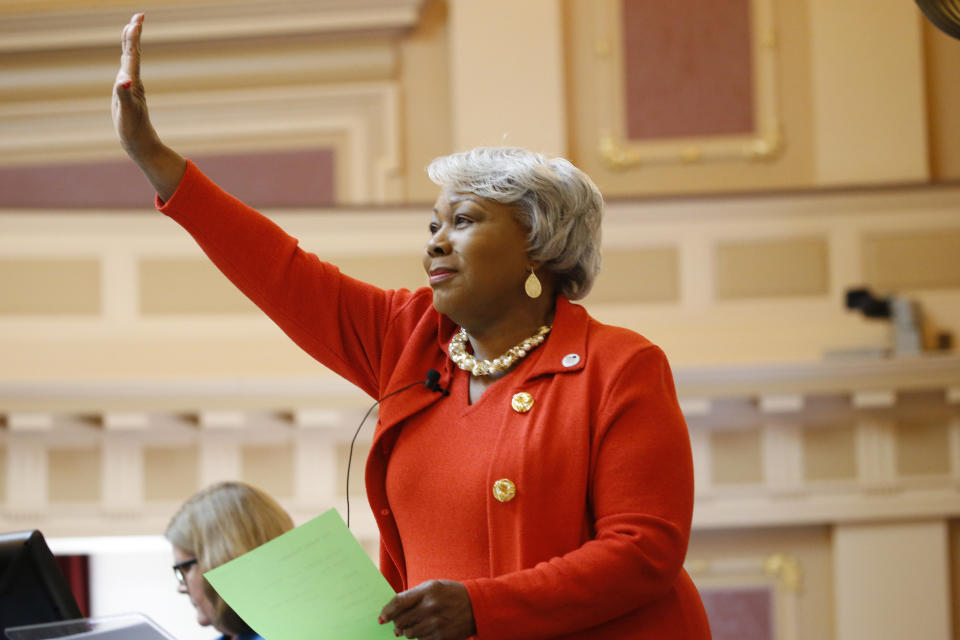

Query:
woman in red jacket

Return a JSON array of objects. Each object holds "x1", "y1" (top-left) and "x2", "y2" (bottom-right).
[{"x1": 113, "y1": 13, "x2": 711, "y2": 640}]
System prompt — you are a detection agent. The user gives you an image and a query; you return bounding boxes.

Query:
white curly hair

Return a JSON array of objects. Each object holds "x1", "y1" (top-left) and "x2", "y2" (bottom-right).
[{"x1": 427, "y1": 146, "x2": 603, "y2": 300}]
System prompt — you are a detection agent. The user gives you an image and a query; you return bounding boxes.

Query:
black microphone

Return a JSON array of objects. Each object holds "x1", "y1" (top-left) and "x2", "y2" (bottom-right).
[
  {"x1": 425, "y1": 368, "x2": 450, "y2": 396},
  {"x1": 345, "y1": 370, "x2": 448, "y2": 528}
]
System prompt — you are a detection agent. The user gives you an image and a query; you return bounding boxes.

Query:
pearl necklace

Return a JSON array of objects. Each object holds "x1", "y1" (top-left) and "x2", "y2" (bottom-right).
[{"x1": 448, "y1": 325, "x2": 552, "y2": 376}]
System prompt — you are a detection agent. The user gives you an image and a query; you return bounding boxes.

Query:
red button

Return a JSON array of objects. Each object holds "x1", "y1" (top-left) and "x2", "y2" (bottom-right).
[{"x1": 380, "y1": 508, "x2": 390, "y2": 516}]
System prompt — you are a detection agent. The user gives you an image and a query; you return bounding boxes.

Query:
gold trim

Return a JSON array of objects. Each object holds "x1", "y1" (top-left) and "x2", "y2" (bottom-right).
[
  {"x1": 600, "y1": 127, "x2": 783, "y2": 169},
  {"x1": 680, "y1": 147, "x2": 704, "y2": 164},
  {"x1": 684, "y1": 553, "x2": 804, "y2": 594},
  {"x1": 597, "y1": 0, "x2": 783, "y2": 169},
  {"x1": 764, "y1": 553, "x2": 803, "y2": 593}
]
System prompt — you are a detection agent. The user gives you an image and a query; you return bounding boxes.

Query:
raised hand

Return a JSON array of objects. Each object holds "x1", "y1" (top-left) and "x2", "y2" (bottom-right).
[
  {"x1": 111, "y1": 13, "x2": 185, "y2": 201},
  {"x1": 379, "y1": 580, "x2": 476, "y2": 640},
  {"x1": 112, "y1": 14, "x2": 156, "y2": 156}
]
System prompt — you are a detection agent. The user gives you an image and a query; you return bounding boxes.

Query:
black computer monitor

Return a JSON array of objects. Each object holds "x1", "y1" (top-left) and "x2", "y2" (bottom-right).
[{"x1": 0, "y1": 531, "x2": 83, "y2": 634}]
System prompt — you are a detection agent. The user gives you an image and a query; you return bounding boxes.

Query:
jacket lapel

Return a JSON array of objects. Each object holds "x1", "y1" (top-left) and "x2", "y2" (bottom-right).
[{"x1": 521, "y1": 296, "x2": 588, "y2": 381}]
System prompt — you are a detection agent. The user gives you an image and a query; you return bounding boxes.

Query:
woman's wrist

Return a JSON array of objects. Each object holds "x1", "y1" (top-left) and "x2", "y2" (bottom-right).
[{"x1": 130, "y1": 142, "x2": 186, "y2": 203}]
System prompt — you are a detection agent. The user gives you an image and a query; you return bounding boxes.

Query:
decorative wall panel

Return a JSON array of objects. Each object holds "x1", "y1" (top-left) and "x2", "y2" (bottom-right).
[
  {"x1": 0, "y1": 149, "x2": 335, "y2": 209},
  {"x1": 48, "y1": 447, "x2": 100, "y2": 503},
  {"x1": 895, "y1": 421, "x2": 950, "y2": 476},
  {"x1": 802, "y1": 425, "x2": 857, "y2": 482},
  {"x1": 139, "y1": 258, "x2": 258, "y2": 315},
  {"x1": 0, "y1": 258, "x2": 100, "y2": 315},
  {"x1": 712, "y1": 428, "x2": 763, "y2": 485},
  {"x1": 589, "y1": 247, "x2": 680, "y2": 304},
  {"x1": 597, "y1": 0, "x2": 781, "y2": 168},
  {"x1": 144, "y1": 446, "x2": 198, "y2": 502},
  {"x1": 715, "y1": 237, "x2": 829, "y2": 300},
  {"x1": 699, "y1": 586, "x2": 774, "y2": 640},
  {"x1": 622, "y1": 0, "x2": 755, "y2": 141},
  {"x1": 862, "y1": 229, "x2": 960, "y2": 292},
  {"x1": 241, "y1": 443, "x2": 296, "y2": 499},
  {"x1": 688, "y1": 553, "x2": 801, "y2": 640}
]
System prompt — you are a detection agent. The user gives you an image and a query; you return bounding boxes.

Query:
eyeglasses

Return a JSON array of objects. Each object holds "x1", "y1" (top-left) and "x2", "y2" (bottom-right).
[{"x1": 172, "y1": 558, "x2": 198, "y2": 586}]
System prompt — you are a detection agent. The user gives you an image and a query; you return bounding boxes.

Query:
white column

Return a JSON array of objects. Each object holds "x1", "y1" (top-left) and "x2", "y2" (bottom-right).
[
  {"x1": 447, "y1": 0, "x2": 567, "y2": 155},
  {"x1": 6, "y1": 438, "x2": 48, "y2": 511},
  {"x1": 294, "y1": 432, "x2": 339, "y2": 507},
  {"x1": 100, "y1": 249, "x2": 138, "y2": 326},
  {"x1": 854, "y1": 417, "x2": 898, "y2": 491},
  {"x1": 833, "y1": 520, "x2": 951, "y2": 640},
  {"x1": 761, "y1": 422, "x2": 804, "y2": 493},
  {"x1": 100, "y1": 435, "x2": 143, "y2": 512},
  {"x1": 760, "y1": 395, "x2": 805, "y2": 493},
  {"x1": 679, "y1": 234, "x2": 713, "y2": 312}
]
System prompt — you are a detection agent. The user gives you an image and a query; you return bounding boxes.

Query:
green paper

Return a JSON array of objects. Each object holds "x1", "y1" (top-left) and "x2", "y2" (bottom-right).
[{"x1": 204, "y1": 508, "x2": 396, "y2": 640}]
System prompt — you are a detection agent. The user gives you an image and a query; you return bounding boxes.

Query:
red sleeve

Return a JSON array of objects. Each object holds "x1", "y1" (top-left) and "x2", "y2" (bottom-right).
[
  {"x1": 464, "y1": 346, "x2": 694, "y2": 638},
  {"x1": 156, "y1": 160, "x2": 409, "y2": 397}
]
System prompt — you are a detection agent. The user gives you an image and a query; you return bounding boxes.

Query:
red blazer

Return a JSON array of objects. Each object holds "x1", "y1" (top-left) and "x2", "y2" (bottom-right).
[{"x1": 159, "y1": 161, "x2": 711, "y2": 639}]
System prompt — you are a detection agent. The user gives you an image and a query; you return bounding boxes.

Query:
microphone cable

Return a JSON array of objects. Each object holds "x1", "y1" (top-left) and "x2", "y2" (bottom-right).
[{"x1": 345, "y1": 369, "x2": 448, "y2": 528}]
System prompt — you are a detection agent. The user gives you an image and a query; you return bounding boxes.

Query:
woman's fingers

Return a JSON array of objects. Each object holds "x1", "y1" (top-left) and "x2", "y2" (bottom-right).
[
  {"x1": 379, "y1": 581, "x2": 476, "y2": 640},
  {"x1": 109, "y1": 12, "x2": 186, "y2": 199},
  {"x1": 379, "y1": 587, "x2": 422, "y2": 628},
  {"x1": 118, "y1": 13, "x2": 144, "y2": 87},
  {"x1": 112, "y1": 13, "x2": 158, "y2": 158}
]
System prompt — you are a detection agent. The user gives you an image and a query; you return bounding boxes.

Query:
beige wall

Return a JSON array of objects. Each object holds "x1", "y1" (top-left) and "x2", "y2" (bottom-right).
[
  {"x1": 447, "y1": 0, "x2": 567, "y2": 154},
  {"x1": 399, "y1": 0, "x2": 453, "y2": 200},
  {"x1": 807, "y1": 0, "x2": 929, "y2": 185},
  {"x1": 834, "y1": 521, "x2": 952, "y2": 640}
]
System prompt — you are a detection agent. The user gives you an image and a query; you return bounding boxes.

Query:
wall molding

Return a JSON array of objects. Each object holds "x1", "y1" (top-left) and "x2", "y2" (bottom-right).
[
  {"x1": 687, "y1": 553, "x2": 801, "y2": 640},
  {"x1": 1, "y1": 354, "x2": 958, "y2": 536},
  {"x1": 0, "y1": 83, "x2": 402, "y2": 203},
  {"x1": 0, "y1": 0, "x2": 428, "y2": 53},
  {"x1": 595, "y1": 0, "x2": 783, "y2": 169}
]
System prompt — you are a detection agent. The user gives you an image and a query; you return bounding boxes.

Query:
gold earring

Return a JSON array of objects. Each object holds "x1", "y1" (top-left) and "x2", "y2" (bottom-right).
[{"x1": 524, "y1": 269, "x2": 542, "y2": 299}]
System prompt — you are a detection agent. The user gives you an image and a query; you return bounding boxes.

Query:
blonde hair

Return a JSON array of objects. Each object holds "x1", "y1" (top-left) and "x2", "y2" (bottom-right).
[
  {"x1": 427, "y1": 147, "x2": 603, "y2": 300},
  {"x1": 165, "y1": 481, "x2": 294, "y2": 636}
]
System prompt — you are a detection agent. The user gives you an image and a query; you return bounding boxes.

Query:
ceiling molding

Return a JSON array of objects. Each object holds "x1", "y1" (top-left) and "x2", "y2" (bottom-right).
[
  {"x1": 1, "y1": 355, "x2": 958, "y2": 414},
  {"x1": 0, "y1": 0, "x2": 428, "y2": 53},
  {"x1": 675, "y1": 354, "x2": 960, "y2": 398},
  {"x1": 0, "y1": 41, "x2": 398, "y2": 96}
]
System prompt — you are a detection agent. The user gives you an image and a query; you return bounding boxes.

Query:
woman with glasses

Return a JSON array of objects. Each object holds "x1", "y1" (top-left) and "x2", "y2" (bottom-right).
[{"x1": 165, "y1": 482, "x2": 294, "y2": 640}]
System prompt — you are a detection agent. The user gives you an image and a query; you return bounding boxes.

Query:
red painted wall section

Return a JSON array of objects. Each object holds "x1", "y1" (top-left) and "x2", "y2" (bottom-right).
[
  {"x1": 54, "y1": 555, "x2": 90, "y2": 618},
  {"x1": 699, "y1": 586, "x2": 773, "y2": 640},
  {"x1": 0, "y1": 148, "x2": 335, "y2": 209},
  {"x1": 622, "y1": 0, "x2": 755, "y2": 140}
]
